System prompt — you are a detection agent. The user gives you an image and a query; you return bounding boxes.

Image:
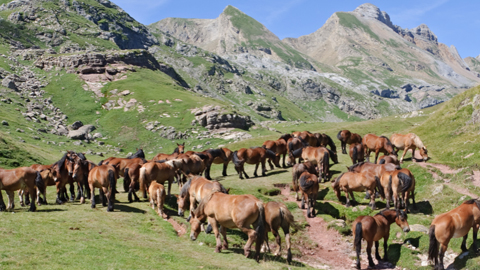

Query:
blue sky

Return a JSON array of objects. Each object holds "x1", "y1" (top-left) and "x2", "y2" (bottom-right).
[{"x1": 111, "y1": 0, "x2": 479, "y2": 59}]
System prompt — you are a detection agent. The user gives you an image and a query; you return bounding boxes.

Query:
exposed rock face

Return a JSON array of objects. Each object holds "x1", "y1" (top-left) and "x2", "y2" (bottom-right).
[
  {"x1": 191, "y1": 106, "x2": 254, "y2": 130},
  {"x1": 67, "y1": 124, "x2": 96, "y2": 140}
]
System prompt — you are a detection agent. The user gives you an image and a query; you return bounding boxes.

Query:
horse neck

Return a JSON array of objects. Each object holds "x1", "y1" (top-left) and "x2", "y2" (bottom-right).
[
  {"x1": 412, "y1": 135, "x2": 424, "y2": 149},
  {"x1": 377, "y1": 210, "x2": 397, "y2": 225}
]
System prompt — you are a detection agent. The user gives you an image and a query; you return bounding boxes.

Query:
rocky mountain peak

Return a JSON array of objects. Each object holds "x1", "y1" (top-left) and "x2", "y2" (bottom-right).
[
  {"x1": 353, "y1": 3, "x2": 393, "y2": 28},
  {"x1": 411, "y1": 24, "x2": 438, "y2": 43}
]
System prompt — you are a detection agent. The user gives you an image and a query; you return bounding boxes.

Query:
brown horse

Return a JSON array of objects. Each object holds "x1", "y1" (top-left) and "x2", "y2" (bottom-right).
[
  {"x1": 337, "y1": 130, "x2": 362, "y2": 154},
  {"x1": 149, "y1": 182, "x2": 166, "y2": 218},
  {"x1": 232, "y1": 147, "x2": 279, "y2": 179},
  {"x1": 314, "y1": 133, "x2": 337, "y2": 154},
  {"x1": 292, "y1": 161, "x2": 318, "y2": 201},
  {"x1": 262, "y1": 136, "x2": 289, "y2": 168},
  {"x1": 262, "y1": 201, "x2": 295, "y2": 263},
  {"x1": 88, "y1": 164, "x2": 117, "y2": 212},
  {"x1": 152, "y1": 143, "x2": 185, "y2": 161},
  {"x1": 123, "y1": 162, "x2": 143, "y2": 203},
  {"x1": 390, "y1": 133, "x2": 428, "y2": 163},
  {"x1": 378, "y1": 168, "x2": 415, "y2": 210},
  {"x1": 139, "y1": 159, "x2": 183, "y2": 197},
  {"x1": 177, "y1": 175, "x2": 228, "y2": 221},
  {"x1": 301, "y1": 146, "x2": 333, "y2": 182},
  {"x1": 212, "y1": 148, "x2": 233, "y2": 177},
  {"x1": 348, "y1": 162, "x2": 399, "y2": 200},
  {"x1": 287, "y1": 137, "x2": 307, "y2": 165},
  {"x1": 332, "y1": 171, "x2": 377, "y2": 210},
  {"x1": 378, "y1": 154, "x2": 400, "y2": 165},
  {"x1": 299, "y1": 171, "x2": 319, "y2": 218},
  {"x1": 21, "y1": 164, "x2": 53, "y2": 205},
  {"x1": 353, "y1": 209, "x2": 410, "y2": 269},
  {"x1": 362, "y1": 134, "x2": 397, "y2": 164},
  {"x1": 429, "y1": 199, "x2": 480, "y2": 270},
  {"x1": 177, "y1": 154, "x2": 206, "y2": 185},
  {"x1": 0, "y1": 167, "x2": 45, "y2": 212},
  {"x1": 189, "y1": 191, "x2": 266, "y2": 261},
  {"x1": 71, "y1": 156, "x2": 97, "y2": 204},
  {"x1": 51, "y1": 152, "x2": 75, "y2": 204},
  {"x1": 199, "y1": 148, "x2": 229, "y2": 179},
  {"x1": 349, "y1": 143, "x2": 365, "y2": 165}
]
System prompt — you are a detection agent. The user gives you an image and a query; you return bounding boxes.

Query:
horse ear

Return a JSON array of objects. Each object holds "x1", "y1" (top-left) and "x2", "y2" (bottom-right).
[
  {"x1": 176, "y1": 143, "x2": 180, "y2": 146},
  {"x1": 182, "y1": 142, "x2": 185, "y2": 146},
  {"x1": 226, "y1": 188, "x2": 230, "y2": 194}
]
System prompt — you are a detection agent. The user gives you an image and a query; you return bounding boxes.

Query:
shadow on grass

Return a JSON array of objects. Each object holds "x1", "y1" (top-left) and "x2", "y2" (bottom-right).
[
  {"x1": 387, "y1": 243, "x2": 402, "y2": 266},
  {"x1": 115, "y1": 204, "x2": 146, "y2": 213},
  {"x1": 317, "y1": 187, "x2": 329, "y2": 200},
  {"x1": 266, "y1": 170, "x2": 288, "y2": 177},
  {"x1": 227, "y1": 248, "x2": 307, "y2": 267},
  {"x1": 414, "y1": 200, "x2": 433, "y2": 215},
  {"x1": 36, "y1": 208, "x2": 67, "y2": 212},
  {"x1": 315, "y1": 201, "x2": 342, "y2": 219},
  {"x1": 451, "y1": 240, "x2": 480, "y2": 270}
]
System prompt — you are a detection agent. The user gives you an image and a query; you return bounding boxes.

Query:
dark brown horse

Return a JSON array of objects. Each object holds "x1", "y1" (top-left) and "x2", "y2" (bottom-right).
[
  {"x1": 287, "y1": 137, "x2": 307, "y2": 165},
  {"x1": 262, "y1": 136, "x2": 289, "y2": 168},
  {"x1": 332, "y1": 171, "x2": 378, "y2": 209},
  {"x1": 0, "y1": 167, "x2": 45, "y2": 212},
  {"x1": 429, "y1": 199, "x2": 480, "y2": 270},
  {"x1": 292, "y1": 161, "x2": 318, "y2": 201},
  {"x1": 378, "y1": 154, "x2": 400, "y2": 165},
  {"x1": 123, "y1": 162, "x2": 143, "y2": 203},
  {"x1": 88, "y1": 164, "x2": 117, "y2": 212},
  {"x1": 353, "y1": 209, "x2": 410, "y2": 269},
  {"x1": 314, "y1": 133, "x2": 337, "y2": 154},
  {"x1": 189, "y1": 191, "x2": 266, "y2": 261},
  {"x1": 349, "y1": 143, "x2": 365, "y2": 165},
  {"x1": 362, "y1": 134, "x2": 397, "y2": 164},
  {"x1": 301, "y1": 146, "x2": 333, "y2": 182},
  {"x1": 212, "y1": 148, "x2": 233, "y2": 177},
  {"x1": 232, "y1": 147, "x2": 279, "y2": 179},
  {"x1": 177, "y1": 175, "x2": 228, "y2": 221},
  {"x1": 200, "y1": 148, "x2": 229, "y2": 180},
  {"x1": 337, "y1": 130, "x2": 362, "y2": 154},
  {"x1": 262, "y1": 201, "x2": 295, "y2": 263},
  {"x1": 378, "y1": 168, "x2": 415, "y2": 210},
  {"x1": 299, "y1": 171, "x2": 319, "y2": 218},
  {"x1": 51, "y1": 152, "x2": 75, "y2": 204}
]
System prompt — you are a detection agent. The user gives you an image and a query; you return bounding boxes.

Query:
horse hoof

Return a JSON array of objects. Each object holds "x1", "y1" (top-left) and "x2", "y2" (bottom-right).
[{"x1": 214, "y1": 248, "x2": 221, "y2": 253}]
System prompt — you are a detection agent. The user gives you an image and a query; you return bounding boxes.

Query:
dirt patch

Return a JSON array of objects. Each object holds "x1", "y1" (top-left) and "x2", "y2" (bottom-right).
[
  {"x1": 281, "y1": 185, "x2": 399, "y2": 270},
  {"x1": 167, "y1": 217, "x2": 187, "y2": 237}
]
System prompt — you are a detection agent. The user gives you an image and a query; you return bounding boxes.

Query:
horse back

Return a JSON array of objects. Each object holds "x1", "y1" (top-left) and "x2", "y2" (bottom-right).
[
  {"x1": 432, "y1": 203, "x2": 478, "y2": 240},
  {"x1": 0, "y1": 167, "x2": 37, "y2": 190},
  {"x1": 207, "y1": 193, "x2": 261, "y2": 228}
]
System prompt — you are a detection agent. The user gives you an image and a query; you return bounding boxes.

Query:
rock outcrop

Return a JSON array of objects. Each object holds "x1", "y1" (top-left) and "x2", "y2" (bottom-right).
[{"x1": 191, "y1": 106, "x2": 254, "y2": 130}]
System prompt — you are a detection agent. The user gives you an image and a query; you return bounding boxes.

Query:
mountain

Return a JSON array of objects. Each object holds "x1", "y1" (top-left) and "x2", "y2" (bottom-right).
[{"x1": 464, "y1": 55, "x2": 480, "y2": 75}]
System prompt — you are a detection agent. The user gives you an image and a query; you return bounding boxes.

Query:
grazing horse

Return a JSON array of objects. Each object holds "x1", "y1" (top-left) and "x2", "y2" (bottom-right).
[
  {"x1": 88, "y1": 164, "x2": 117, "y2": 212},
  {"x1": 301, "y1": 146, "x2": 332, "y2": 182},
  {"x1": 232, "y1": 147, "x2": 279, "y2": 179},
  {"x1": 152, "y1": 143, "x2": 185, "y2": 161},
  {"x1": 390, "y1": 133, "x2": 428, "y2": 163},
  {"x1": 378, "y1": 168, "x2": 416, "y2": 210},
  {"x1": 292, "y1": 161, "x2": 318, "y2": 201},
  {"x1": 337, "y1": 130, "x2": 362, "y2": 154},
  {"x1": 378, "y1": 154, "x2": 400, "y2": 165},
  {"x1": 189, "y1": 191, "x2": 266, "y2": 262},
  {"x1": 0, "y1": 167, "x2": 45, "y2": 212},
  {"x1": 353, "y1": 209, "x2": 410, "y2": 269},
  {"x1": 348, "y1": 161, "x2": 399, "y2": 199},
  {"x1": 299, "y1": 171, "x2": 319, "y2": 218},
  {"x1": 262, "y1": 201, "x2": 295, "y2": 263},
  {"x1": 314, "y1": 133, "x2": 337, "y2": 154},
  {"x1": 332, "y1": 171, "x2": 378, "y2": 209},
  {"x1": 287, "y1": 137, "x2": 307, "y2": 165},
  {"x1": 177, "y1": 175, "x2": 228, "y2": 221},
  {"x1": 349, "y1": 143, "x2": 365, "y2": 165},
  {"x1": 139, "y1": 159, "x2": 183, "y2": 197},
  {"x1": 262, "y1": 136, "x2": 288, "y2": 168},
  {"x1": 200, "y1": 148, "x2": 229, "y2": 180},
  {"x1": 362, "y1": 134, "x2": 397, "y2": 164},
  {"x1": 429, "y1": 199, "x2": 480, "y2": 270},
  {"x1": 149, "y1": 182, "x2": 166, "y2": 218},
  {"x1": 211, "y1": 148, "x2": 233, "y2": 177}
]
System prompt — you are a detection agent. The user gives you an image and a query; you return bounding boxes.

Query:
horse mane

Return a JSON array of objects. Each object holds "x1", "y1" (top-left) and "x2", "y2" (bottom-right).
[
  {"x1": 77, "y1": 153, "x2": 86, "y2": 161},
  {"x1": 292, "y1": 148, "x2": 303, "y2": 157},
  {"x1": 299, "y1": 173, "x2": 315, "y2": 190},
  {"x1": 128, "y1": 149, "x2": 145, "y2": 159},
  {"x1": 333, "y1": 173, "x2": 345, "y2": 189},
  {"x1": 206, "y1": 148, "x2": 222, "y2": 157},
  {"x1": 380, "y1": 136, "x2": 393, "y2": 146},
  {"x1": 336, "y1": 130, "x2": 342, "y2": 141},
  {"x1": 194, "y1": 153, "x2": 208, "y2": 160},
  {"x1": 323, "y1": 134, "x2": 336, "y2": 152},
  {"x1": 155, "y1": 159, "x2": 167, "y2": 163},
  {"x1": 180, "y1": 178, "x2": 192, "y2": 197},
  {"x1": 173, "y1": 147, "x2": 179, "y2": 154},
  {"x1": 348, "y1": 162, "x2": 366, "y2": 172},
  {"x1": 57, "y1": 153, "x2": 68, "y2": 172},
  {"x1": 194, "y1": 190, "x2": 220, "y2": 217},
  {"x1": 412, "y1": 133, "x2": 426, "y2": 150},
  {"x1": 279, "y1": 133, "x2": 291, "y2": 141},
  {"x1": 464, "y1": 199, "x2": 480, "y2": 210},
  {"x1": 265, "y1": 149, "x2": 276, "y2": 159}
]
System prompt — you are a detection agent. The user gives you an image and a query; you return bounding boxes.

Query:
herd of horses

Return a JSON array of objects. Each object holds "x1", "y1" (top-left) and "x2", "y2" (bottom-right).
[{"x1": 0, "y1": 129, "x2": 478, "y2": 269}]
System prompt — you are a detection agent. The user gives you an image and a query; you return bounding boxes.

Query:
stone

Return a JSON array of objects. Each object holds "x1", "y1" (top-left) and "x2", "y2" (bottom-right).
[
  {"x1": 432, "y1": 184, "x2": 444, "y2": 195},
  {"x1": 16, "y1": 128, "x2": 24, "y2": 133},
  {"x1": 73, "y1": 141, "x2": 82, "y2": 146},
  {"x1": 410, "y1": 224, "x2": 429, "y2": 234},
  {"x1": 1, "y1": 120, "x2": 8, "y2": 126},
  {"x1": 92, "y1": 133, "x2": 102, "y2": 139},
  {"x1": 67, "y1": 125, "x2": 96, "y2": 140},
  {"x1": 71, "y1": 121, "x2": 84, "y2": 130}
]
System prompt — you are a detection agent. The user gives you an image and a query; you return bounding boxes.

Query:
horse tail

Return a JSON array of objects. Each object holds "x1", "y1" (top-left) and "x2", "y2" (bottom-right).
[
  {"x1": 398, "y1": 172, "x2": 413, "y2": 193},
  {"x1": 262, "y1": 144, "x2": 267, "y2": 149},
  {"x1": 232, "y1": 151, "x2": 241, "y2": 166},
  {"x1": 333, "y1": 173, "x2": 344, "y2": 190},
  {"x1": 98, "y1": 160, "x2": 104, "y2": 166},
  {"x1": 375, "y1": 176, "x2": 385, "y2": 199},
  {"x1": 35, "y1": 171, "x2": 45, "y2": 194},
  {"x1": 388, "y1": 175, "x2": 393, "y2": 199},
  {"x1": 255, "y1": 201, "x2": 266, "y2": 262},
  {"x1": 108, "y1": 169, "x2": 116, "y2": 201},
  {"x1": 379, "y1": 158, "x2": 386, "y2": 164},
  {"x1": 428, "y1": 225, "x2": 439, "y2": 263},
  {"x1": 124, "y1": 168, "x2": 131, "y2": 192},
  {"x1": 299, "y1": 173, "x2": 314, "y2": 190},
  {"x1": 336, "y1": 130, "x2": 342, "y2": 141},
  {"x1": 288, "y1": 141, "x2": 294, "y2": 154},
  {"x1": 322, "y1": 151, "x2": 329, "y2": 180},
  {"x1": 352, "y1": 146, "x2": 358, "y2": 163},
  {"x1": 279, "y1": 204, "x2": 297, "y2": 231},
  {"x1": 354, "y1": 222, "x2": 363, "y2": 259}
]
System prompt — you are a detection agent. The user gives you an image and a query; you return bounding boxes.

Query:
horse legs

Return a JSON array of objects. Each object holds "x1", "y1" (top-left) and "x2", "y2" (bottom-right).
[
  {"x1": 209, "y1": 218, "x2": 222, "y2": 253},
  {"x1": 69, "y1": 182, "x2": 76, "y2": 202},
  {"x1": 220, "y1": 225, "x2": 228, "y2": 250},
  {"x1": 205, "y1": 165, "x2": 212, "y2": 180},
  {"x1": 254, "y1": 163, "x2": 259, "y2": 178},
  {"x1": 461, "y1": 234, "x2": 468, "y2": 252},
  {"x1": 283, "y1": 227, "x2": 292, "y2": 263},
  {"x1": 400, "y1": 148, "x2": 408, "y2": 163},
  {"x1": 438, "y1": 243, "x2": 448, "y2": 270},
  {"x1": 374, "y1": 150, "x2": 380, "y2": 164},
  {"x1": 310, "y1": 194, "x2": 316, "y2": 217},
  {"x1": 349, "y1": 191, "x2": 356, "y2": 205},
  {"x1": 366, "y1": 240, "x2": 375, "y2": 268},
  {"x1": 167, "y1": 178, "x2": 173, "y2": 197},
  {"x1": 105, "y1": 187, "x2": 114, "y2": 212},
  {"x1": 90, "y1": 185, "x2": 96, "y2": 209},
  {"x1": 345, "y1": 190, "x2": 351, "y2": 207},
  {"x1": 369, "y1": 189, "x2": 377, "y2": 210},
  {"x1": 240, "y1": 226, "x2": 257, "y2": 258},
  {"x1": 301, "y1": 192, "x2": 306, "y2": 209},
  {"x1": 27, "y1": 186, "x2": 37, "y2": 212},
  {"x1": 375, "y1": 241, "x2": 381, "y2": 261},
  {"x1": 473, "y1": 224, "x2": 479, "y2": 252},
  {"x1": 222, "y1": 162, "x2": 228, "y2": 177},
  {"x1": 261, "y1": 160, "x2": 267, "y2": 176},
  {"x1": 0, "y1": 191, "x2": 6, "y2": 211},
  {"x1": 6, "y1": 190, "x2": 14, "y2": 210},
  {"x1": 18, "y1": 190, "x2": 25, "y2": 207},
  {"x1": 272, "y1": 227, "x2": 281, "y2": 256},
  {"x1": 341, "y1": 141, "x2": 347, "y2": 154},
  {"x1": 383, "y1": 236, "x2": 389, "y2": 261},
  {"x1": 267, "y1": 158, "x2": 274, "y2": 171},
  {"x1": 99, "y1": 188, "x2": 107, "y2": 207}
]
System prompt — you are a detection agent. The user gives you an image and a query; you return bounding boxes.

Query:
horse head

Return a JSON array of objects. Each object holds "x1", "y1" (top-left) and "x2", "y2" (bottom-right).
[
  {"x1": 176, "y1": 142, "x2": 185, "y2": 154},
  {"x1": 395, "y1": 210, "x2": 410, "y2": 232},
  {"x1": 419, "y1": 146, "x2": 428, "y2": 161}
]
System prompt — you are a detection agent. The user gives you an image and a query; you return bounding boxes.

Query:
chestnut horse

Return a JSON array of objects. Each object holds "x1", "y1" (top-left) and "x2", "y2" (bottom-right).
[
  {"x1": 149, "y1": 182, "x2": 166, "y2": 218},
  {"x1": 189, "y1": 191, "x2": 266, "y2": 261},
  {"x1": 349, "y1": 143, "x2": 365, "y2": 165},
  {"x1": 287, "y1": 137, "x2": 307, "y2": 165},
  {"x1": 362, "y1": 134, "x2": 397, "y2": 164},
  {"x1": 348, "y1": 161, "x2": 399, "y2": 200},
  {"x1": 390, "y1": 133, "x2": 428, "y2": 163},
  {"x1": 0, "y1": 167, "x2": 45, "y2": 212},
  {"x1": 139, "y1": 159, "x2": 183, "y2": 197},
  {"x1": 353, "y1": 209, "x2": 410, "y2": 269},
  {"x1": 262, "y1": 201, "x2": 295, "y2": 263},
  {"x1": 177, "y1": 175, "x2": 228, "y2": 221},
  {"x1": 378, "y1": 168, "x2": 415, "y2": 210},
  {"x1": 21, "y1": 164, "x2": 53, "y2": 205},
  {"x1": 232, "y1": 147, "x2": 279, "y2": 179},
  {"x1": 292, "y1": 161, "x2": 317, "y2": 201},
  {"x1": 262, "y1": 136, "x2": 289, "y2": 168},
  {"x1": 301, "y1": 146, "x2": 333, "y2": 182},
  {"x1": 378, "y1": 154, "x2": 400, "y2": 165},
  {"x1": 299, "y1": 171, "x2": 319, "y2": 218},
  {"x1": 211, "y1": 148, "x2": 233, "y2": 177},
  {"x1": 152, "y1": 143, "x2": 185, "y2": 161},
  {"x1": 51, "y1": 152, "x2": 75, "y2": 204},
  {"x1": 429, "y1": 199, "x2": 480, "y2": 270},
  {"x1": 337, "y1": 130, "x2": 362, "y2": 154},
  {"x1": 123, "y1": 162, "x2": 143, "y2": 203},
  {"x1": 332, "y1": 171, "x2": 378, "y2": 210},
  {"x1": 88, "y1": 164, "x2": 117, "y2": 212}
]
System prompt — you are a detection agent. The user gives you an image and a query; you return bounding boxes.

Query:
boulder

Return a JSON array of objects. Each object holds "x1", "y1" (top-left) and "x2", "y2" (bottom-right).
[
  {"x1": 67, "y1": 125, "x2": 96, "y2": 140},
  {"x1": 71, "y1": 121, "x2": 84, "y2": 130}
]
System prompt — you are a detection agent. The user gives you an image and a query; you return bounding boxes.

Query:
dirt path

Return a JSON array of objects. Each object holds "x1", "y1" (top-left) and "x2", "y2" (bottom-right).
[{"x1": 281, "y1": 186, "x2": 400, "y2": 270}]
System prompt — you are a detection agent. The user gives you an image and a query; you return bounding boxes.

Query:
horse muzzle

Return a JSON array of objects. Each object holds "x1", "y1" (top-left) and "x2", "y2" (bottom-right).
[
  {"x1": 403, "y1": 227, "x2": 410, "y2": 233},
  {"x1": 178, "y1": 210, "x2": 184, "y2": 217},
  {"x1": 190, "y1": 233, "x2": 197, "y2": 241}
]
